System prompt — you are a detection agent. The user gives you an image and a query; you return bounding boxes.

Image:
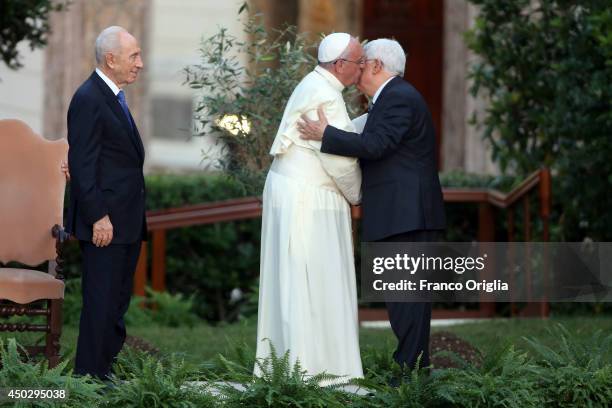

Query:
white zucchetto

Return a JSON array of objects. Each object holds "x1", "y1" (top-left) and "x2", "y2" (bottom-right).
[{"x1": 317, "y1": 32, "x2": 351, "y2": 63}]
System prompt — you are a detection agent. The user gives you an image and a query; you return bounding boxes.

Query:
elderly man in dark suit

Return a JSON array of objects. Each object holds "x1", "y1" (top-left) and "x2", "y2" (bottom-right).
[
  {"x1": 298, "y1": 38, "x2": 445, "y2": 373},
  {"x1": 66, "y1": 25, "x2": 147, "y2": 379}
]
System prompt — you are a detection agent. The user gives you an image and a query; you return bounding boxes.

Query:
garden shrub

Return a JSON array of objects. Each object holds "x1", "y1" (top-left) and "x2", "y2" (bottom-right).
[
  {"x1": 525, "y1": 324, "x2": 612, "y2": 407},
  {"x1": 0, "y1": 338, "x2": 102, "y2": 407},
  {"x1": 214, "y1": 341, "x2": 357, "y2": 407},
  {"x1": 105, "y1": 348, "x2": 218, "y2": 407},
  {"x1": 58, "y1": 170, "x2": 609, "y2": 323},
  {"x1": 62, "y1": 278, "x2": 198, "y2": 328},
  {"x1": 465, "y1": 0, "x2": 612, "y2": 241},
  {"x1": 1, "y1": 324, "x2": 610, "y2": 406}
]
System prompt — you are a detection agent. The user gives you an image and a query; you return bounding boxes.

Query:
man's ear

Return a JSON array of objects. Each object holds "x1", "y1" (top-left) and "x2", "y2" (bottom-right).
[
  {"x1": 374, "y1": 60, "x2": 383, "y2": 74},
  {"x1": 105, "y1": 52, "x2": 115, "y2": 69},
  {"x1": 333, "y1": 61, "x2": 343, "y2": 75}
]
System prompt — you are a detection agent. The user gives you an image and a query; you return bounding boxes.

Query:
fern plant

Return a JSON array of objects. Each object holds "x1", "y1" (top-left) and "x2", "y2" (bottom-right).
[
  {"x1": 105, "y1": 348, "x2": 217, "y2": 407},
  {"x1": 0, "y1": 338, "x2": 102, "y2": 407},
  {"x1": 524, "y1": 324, "x2": 612, "y2": 407},
  {"x1": 203, "y1": 340, "x2": 257, "y2": 381},
  {"x1": 214, "y1": 340, "x2": 357, "y2": 407},
  {"x1": 144, "y1": 288, "x2": 199, "y2": 328},
  {"x1": 352, "y1": 370, "x2": 447, "y2": 408},
  {"x1": 431, "y1": 343, "x2": 544, "y2": 407},
  {"x1": 359, "y1": 341, "x2": 405, "y2": 390}
]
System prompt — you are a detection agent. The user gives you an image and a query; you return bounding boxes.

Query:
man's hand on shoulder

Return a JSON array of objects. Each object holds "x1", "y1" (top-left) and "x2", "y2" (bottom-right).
[
  {"x1": 298, "y1": 106, "x2": 328, "y2": 141},
  {"x1": 93, "y1": 215, "x2": 113, "y2": 247}
]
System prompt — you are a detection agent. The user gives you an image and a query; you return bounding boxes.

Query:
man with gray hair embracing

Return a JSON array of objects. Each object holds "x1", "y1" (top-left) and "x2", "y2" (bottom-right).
[
  {"x1": 66, "y1": 26, "x2": 147, "y2": 380},
  {"x1": 298, "y1": 38, "x2": 446, "y2": 378}
]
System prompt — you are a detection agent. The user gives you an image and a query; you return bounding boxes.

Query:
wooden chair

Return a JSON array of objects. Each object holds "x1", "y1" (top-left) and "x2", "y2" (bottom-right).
[{"x1": 0, "y1": 119, "x2": 69, "y2": 368}]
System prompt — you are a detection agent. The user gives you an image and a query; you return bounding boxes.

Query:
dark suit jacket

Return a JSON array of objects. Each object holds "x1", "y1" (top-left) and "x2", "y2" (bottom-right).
[
  {"x1": 321, "y1": 76, "x2": 445, "y2": 241},
  {"x1": 66, "y1": 71, "x2": 147, "y2": 244}
]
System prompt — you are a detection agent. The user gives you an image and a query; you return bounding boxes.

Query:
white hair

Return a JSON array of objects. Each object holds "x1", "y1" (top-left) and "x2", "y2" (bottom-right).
[
  {"x1": 95, "y1": 26, "x2": 127, "y2": 65},
  {"x1": 364, "y1": 38, "x2": 406, "y2": 76}
]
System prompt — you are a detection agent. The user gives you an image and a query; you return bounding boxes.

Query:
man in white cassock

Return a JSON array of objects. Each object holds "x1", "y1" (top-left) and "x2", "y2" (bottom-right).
[{"x1": 254, "y1": 33, "x2": 365, "y2": 380}]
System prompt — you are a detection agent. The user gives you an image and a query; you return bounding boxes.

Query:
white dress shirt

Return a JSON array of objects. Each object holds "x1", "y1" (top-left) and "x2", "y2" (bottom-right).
[
  {"x1": 372, "y1": 75, "x2": 396, "y2": 104},
  {"x1": 95, "y1": 68, "x2": 121, "y2": 96}
]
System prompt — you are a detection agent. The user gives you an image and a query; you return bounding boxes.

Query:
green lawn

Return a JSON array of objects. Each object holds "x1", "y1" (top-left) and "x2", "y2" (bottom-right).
[
  {"x1": 135, "y1": 316, "x2": 612, "y2": 362},
  {"x1": 5, "y1": 316, "x2": 609, "y2": 366}
]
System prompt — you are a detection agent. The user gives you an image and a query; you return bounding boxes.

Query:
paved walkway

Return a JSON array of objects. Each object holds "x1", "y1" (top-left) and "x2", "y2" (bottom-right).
[{"x1": 361, "y1": 317, "x2": 497, "y2": 329}]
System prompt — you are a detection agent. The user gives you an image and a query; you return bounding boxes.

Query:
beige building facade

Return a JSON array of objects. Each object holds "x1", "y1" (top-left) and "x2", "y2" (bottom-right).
[{"x1": 0, "y1": 0, "x2": 496, "y2": 174}]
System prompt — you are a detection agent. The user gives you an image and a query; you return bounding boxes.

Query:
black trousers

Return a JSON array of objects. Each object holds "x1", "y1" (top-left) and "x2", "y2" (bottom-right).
[
  {"x1": 379, "y1": 230, "x2": 441, "y2": 370},
  {"x1": 75, "y1": 240, "x2": 141, "y2": 378}
]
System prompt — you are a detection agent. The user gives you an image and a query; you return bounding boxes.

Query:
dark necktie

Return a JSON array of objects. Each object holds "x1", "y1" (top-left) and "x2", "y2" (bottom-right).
[{"x1": 117, "y1": 90, "x2": 133, "y2": 128}]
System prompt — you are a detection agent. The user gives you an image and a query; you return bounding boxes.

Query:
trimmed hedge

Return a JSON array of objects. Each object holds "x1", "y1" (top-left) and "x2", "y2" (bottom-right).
[
  {"x1": 62, "y1": 173, "x2": 259, "y2": 321},
  {"x1": 58, "y1": 171, "x2": 608, "y2": 321}
]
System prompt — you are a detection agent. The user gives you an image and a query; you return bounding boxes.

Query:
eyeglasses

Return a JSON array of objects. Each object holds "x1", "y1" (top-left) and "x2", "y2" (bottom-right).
[
  {"x1": 364, "y1": 58, "x2": 382, "y2": 66},
  {"x1": 334, "y1": 57, "x2": 366, "y2": 66}
]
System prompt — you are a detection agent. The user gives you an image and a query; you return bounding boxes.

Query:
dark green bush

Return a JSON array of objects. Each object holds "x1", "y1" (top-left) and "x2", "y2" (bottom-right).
[
  {"x1": 0, "y1": 338, "x2": 103, "y2": 407},
  {"x1": 213, "y1": 340, "x2": 357, "y2": 407},
  {"x1": 146, "y1": 173, "x2": 261, "y2": 322},
  {"x1": 141, "y1": 171, "x2": 517, "y2": 322},
  {"x1": 62, "y1": 278, "x2": 200, "y2": 328},
  {"x1": 433, "y1": 345, "x2": 543, "y2": 407},
  {"x1": 465, "y1": 0, "x2": 612, "y2": 241},
  {"x1": 0, "y1": 0, "x2": 69, "y2": 73},
  {"x1": 525, "y1": 324, "x2": 612, "y2": 407},
  {"x1": 58, "y1": 171, "x2": 609, "y2": 322},
  {"x1": 106, "y1": 348, "x2": 218, "y2": 407},
  {"x1": 61, "y1": 173, "x2": 260, "y2": 322}
]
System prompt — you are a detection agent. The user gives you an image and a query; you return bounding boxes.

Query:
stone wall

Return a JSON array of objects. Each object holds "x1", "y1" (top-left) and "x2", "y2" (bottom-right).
[
  {"x1": 298, "y1": 0, "x2": 362, "y2": 40},
  {"x1": 442, "y1": 0, "x2": 497, "y2": 174},
  {"x1": 43, "y1": 0, "x2": 151, "y2": 142}
]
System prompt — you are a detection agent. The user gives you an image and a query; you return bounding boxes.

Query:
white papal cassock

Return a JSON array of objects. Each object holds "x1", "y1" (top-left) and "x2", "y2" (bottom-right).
[{"x1": 255, "y1": 65, "x2": 364, "y2": 380}]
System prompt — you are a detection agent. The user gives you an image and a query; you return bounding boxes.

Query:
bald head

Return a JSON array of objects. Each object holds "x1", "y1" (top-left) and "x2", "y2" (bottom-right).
[
  {"x1": 95, "y1": 26, "x2": 143, "y2": 88},
  {"x1": 95, "y1": 26, "x2": 128, "y2": 65}
]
